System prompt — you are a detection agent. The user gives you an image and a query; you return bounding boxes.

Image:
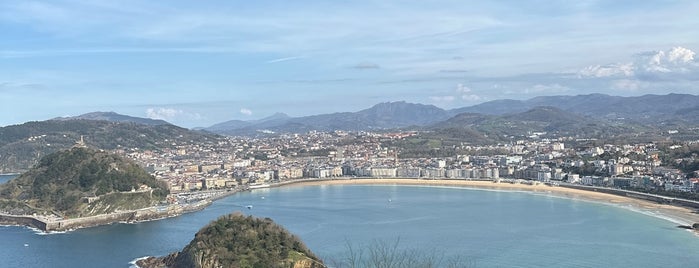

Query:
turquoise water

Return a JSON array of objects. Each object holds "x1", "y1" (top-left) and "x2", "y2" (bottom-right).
[
  {"x1": 1, "y1": 175, "x2": 699, "y2": 267},
  {"x1": 0, "y1": 174, "x2": 15, "y2": 184}
]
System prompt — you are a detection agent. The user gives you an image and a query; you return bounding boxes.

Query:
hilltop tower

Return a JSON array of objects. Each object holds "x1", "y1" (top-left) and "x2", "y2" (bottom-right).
[{"x1": 73, "y1": 135, "x2": 87, "y2": 148}]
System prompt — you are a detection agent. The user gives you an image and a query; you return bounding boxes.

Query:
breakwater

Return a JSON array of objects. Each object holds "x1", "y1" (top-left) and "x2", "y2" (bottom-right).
[{"x1": 0, "y1": 200, "x2": 211, "y2": 232}]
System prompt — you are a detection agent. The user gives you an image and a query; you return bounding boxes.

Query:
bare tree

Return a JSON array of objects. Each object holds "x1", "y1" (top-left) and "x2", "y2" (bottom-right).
[{"x1": 329, "y1": 238, "x2": 476, "y2": 268}]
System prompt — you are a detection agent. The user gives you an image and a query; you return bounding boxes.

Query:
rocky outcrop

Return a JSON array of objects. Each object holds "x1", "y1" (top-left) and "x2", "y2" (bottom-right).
[{"x1": 138, "y1": 213, "x2": 326, "y2": 268}]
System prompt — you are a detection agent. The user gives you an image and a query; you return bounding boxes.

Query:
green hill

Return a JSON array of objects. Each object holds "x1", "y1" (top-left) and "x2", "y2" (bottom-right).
[
  {"x1": 0, "y1": 119, "x2": 221, "y2": 173},
  {"x1": 0, "y1": 147, "x2": 168, "y2": 218},
  {"x1": 138, "y1": 213, "x2": 326, "y2": 268}
]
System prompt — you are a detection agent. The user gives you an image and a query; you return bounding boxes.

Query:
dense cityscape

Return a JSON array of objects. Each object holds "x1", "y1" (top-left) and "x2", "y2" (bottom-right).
[{"x1": 116, "y1": 130, "x2": 699, "y2": 200}]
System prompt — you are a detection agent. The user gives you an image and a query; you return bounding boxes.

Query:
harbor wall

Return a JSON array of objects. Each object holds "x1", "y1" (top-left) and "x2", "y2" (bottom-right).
[
  {"x1": 0, "y1": 200, "x2": 212, "y2": 232},
  {"x1": 45, "y1": 200, "x2": 211, "y2": 231}
]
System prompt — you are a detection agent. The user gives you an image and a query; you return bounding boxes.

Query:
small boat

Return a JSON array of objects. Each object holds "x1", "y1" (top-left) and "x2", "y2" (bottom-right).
[
  {"x1": 24, "y1": 244, "x2": 29, "y2": 247},
  {"x1": 246, "y1": 205, "x2": 253, "y2": 209}
]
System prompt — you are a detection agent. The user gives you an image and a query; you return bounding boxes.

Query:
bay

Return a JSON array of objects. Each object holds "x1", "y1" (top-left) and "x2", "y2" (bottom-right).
[{"x1": 1, "y1": 181, "x2": 698, "y2": 267}]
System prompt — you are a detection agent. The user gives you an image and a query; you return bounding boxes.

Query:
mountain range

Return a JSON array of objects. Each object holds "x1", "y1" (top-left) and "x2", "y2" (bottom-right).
[
  {"x1": 452, "y1": 93, "x2": 699, "y2": 124},
  {"x1": 206, "y1": 101, "x2": 452, "y2": 135},
  {"x1": 203, "y1": 93, "x2": 699, "y2": 135}
]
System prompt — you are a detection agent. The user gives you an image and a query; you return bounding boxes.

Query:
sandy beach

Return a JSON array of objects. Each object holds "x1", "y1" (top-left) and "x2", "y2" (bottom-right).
[{"x1": 282, "y1": 178, "x2": 699, "y2": 228}]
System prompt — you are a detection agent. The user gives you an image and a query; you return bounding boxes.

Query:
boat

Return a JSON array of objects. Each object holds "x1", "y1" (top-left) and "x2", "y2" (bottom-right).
[{"x1": 246, "y1": 205, "x2": 253, "y2": 209}]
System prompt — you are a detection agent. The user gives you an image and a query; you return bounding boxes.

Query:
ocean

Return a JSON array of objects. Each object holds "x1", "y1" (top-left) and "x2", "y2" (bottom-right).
[{"x1": 1, "y1": 175, "x2": 698, "y2": 267}]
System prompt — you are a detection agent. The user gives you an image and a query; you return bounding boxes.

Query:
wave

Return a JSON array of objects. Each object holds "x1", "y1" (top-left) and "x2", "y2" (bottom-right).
[
  {"x1": 28, "y1": 226, "x2": 72, "y2": 235},
  {"x1": 128, "y1": 256, "x2": 151, "y2": 268}
]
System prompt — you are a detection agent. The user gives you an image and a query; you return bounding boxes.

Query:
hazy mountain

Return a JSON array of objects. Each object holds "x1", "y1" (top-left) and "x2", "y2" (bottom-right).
[
  {"x1": 53, "y1": 111, "x2": 170, "y2": 126},
  {"x1": 450, "y1": 93, "x2": 699, "y2": 124},
  {"x1": 205, "y1": 94, "x2": 699, "y2": 136},
  {"x1": 208, "y1": 102, "x2": 450, "y2": 135},
  {"x1": 206, "y1": 112, "x2": 292, "y2": 133},
  {"x1": 0, "y1": 120, "x2": 221, "y2": 173},
  {"x1": 432, "y1": 106, "x2": 649, "y2": 141}
]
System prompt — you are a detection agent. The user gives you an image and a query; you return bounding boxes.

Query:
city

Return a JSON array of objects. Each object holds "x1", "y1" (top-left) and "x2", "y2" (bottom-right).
[{"x1": 120, "y1": 130, "x2": 699, "y2": 202}]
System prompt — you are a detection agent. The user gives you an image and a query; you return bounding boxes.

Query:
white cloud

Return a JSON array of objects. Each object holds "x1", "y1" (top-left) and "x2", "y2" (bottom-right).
[
  {"x1": 239, "y1": 108, "x2": 253, "y2": 116},
  {"x1": 146, "y1": 108, "x2": 180, "y2": 120},
  {"x1": 427, "y1": 84, "x2": 482, "y2": 103},
  {"x1": 456, "y1": 83, "x2": 471, "y2": 93},
  {"x1": 640, "y1": 46, "x2": 696, "y2": 73},
  {"x1": 146, "y1": 107, "x2": 201, "y2": 122},
  {"x1": 666, "y1": 46, "x2": 695, "y2": 64},
  {"x1": 455, "y1": 83, "x2": 482, "y2": 101},
  {"x1": 578, "y1": 46, "x2": 698, "y2": 82}
]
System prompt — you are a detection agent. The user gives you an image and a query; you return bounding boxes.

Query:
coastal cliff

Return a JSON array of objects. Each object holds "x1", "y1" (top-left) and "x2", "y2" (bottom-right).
[{"x1": 137, "y1": 213, "x2": 326, "y2": 268}]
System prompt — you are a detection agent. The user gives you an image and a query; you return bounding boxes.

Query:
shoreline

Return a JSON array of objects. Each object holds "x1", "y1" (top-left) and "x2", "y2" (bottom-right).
[
  {"x1": 4, "y1": 177, "x2": 699, "y2": 235},
  {"x1": 276, "y1": 178, "x2": 699, "y2": 228}
]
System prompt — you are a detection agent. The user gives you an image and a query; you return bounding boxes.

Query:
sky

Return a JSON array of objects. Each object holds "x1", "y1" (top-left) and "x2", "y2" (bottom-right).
[{"x1": 1, "y1": 0, "x2": 698, "y2": 128}]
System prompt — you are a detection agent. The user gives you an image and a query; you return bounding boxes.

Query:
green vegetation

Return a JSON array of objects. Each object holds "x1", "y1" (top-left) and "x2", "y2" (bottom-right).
[
  {"x1": 147, "y1": 213, "x2": 325, "y2": 268},
  {"x1": 0, "y1": 147, "x2": 168, "y2": 217},
  {"x1": 658, "y1": 143, "x2": 699, "y2": 174},
  {"x1": 0, "y1": 119, "x2": 221, "y2": 173},
  {"x1": 384, "y1": 134, "x2": 506, "y2": 159}
]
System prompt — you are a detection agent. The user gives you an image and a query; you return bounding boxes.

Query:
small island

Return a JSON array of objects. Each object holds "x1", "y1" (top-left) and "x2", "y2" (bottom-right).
[
  {"x1": 137, "y1": 213, "x2": 326, "y2": 268},
  {"x1": 0, "y1": 147, "x2": 208, "y2": 231}
]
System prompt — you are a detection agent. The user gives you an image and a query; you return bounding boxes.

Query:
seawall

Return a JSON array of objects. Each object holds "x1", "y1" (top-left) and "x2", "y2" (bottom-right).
[
  {"x1": 45, "y1": 200, "x2": 212, "y2": 232},
  {"x1": 0, "y1": 200, "x2": 212, "y2": 232}
]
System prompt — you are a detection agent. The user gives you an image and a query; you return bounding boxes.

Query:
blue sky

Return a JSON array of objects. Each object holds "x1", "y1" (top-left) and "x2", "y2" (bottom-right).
[{"x1": 1, "y1": 0, "x2": 698, "y2": 128}]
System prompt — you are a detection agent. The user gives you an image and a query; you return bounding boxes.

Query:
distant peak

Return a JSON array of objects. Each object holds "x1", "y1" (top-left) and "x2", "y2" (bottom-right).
[
  {"x1": 258, "y1": 112, "x2": 290, "y2": 122},
  {"x1": 372, "y1": 101, "x2": 427, "y2": 107}
]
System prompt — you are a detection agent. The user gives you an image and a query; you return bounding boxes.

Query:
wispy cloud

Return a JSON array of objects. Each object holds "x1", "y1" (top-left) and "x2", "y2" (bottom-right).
[
  {"x1": 266, "y1": 56, "x2": 305, "y2": 64},
  {"x1": 0, "y1": 47, "x2": 243, "y2": 58},
  {"x1": 352, "y1": 62, "x2": 380, "y2": 69}
]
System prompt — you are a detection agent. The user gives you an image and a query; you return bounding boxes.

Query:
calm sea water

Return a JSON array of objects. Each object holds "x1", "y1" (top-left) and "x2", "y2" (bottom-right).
[{"x1": 1, "y1": 175, "x2": 699, "y2": 267}]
